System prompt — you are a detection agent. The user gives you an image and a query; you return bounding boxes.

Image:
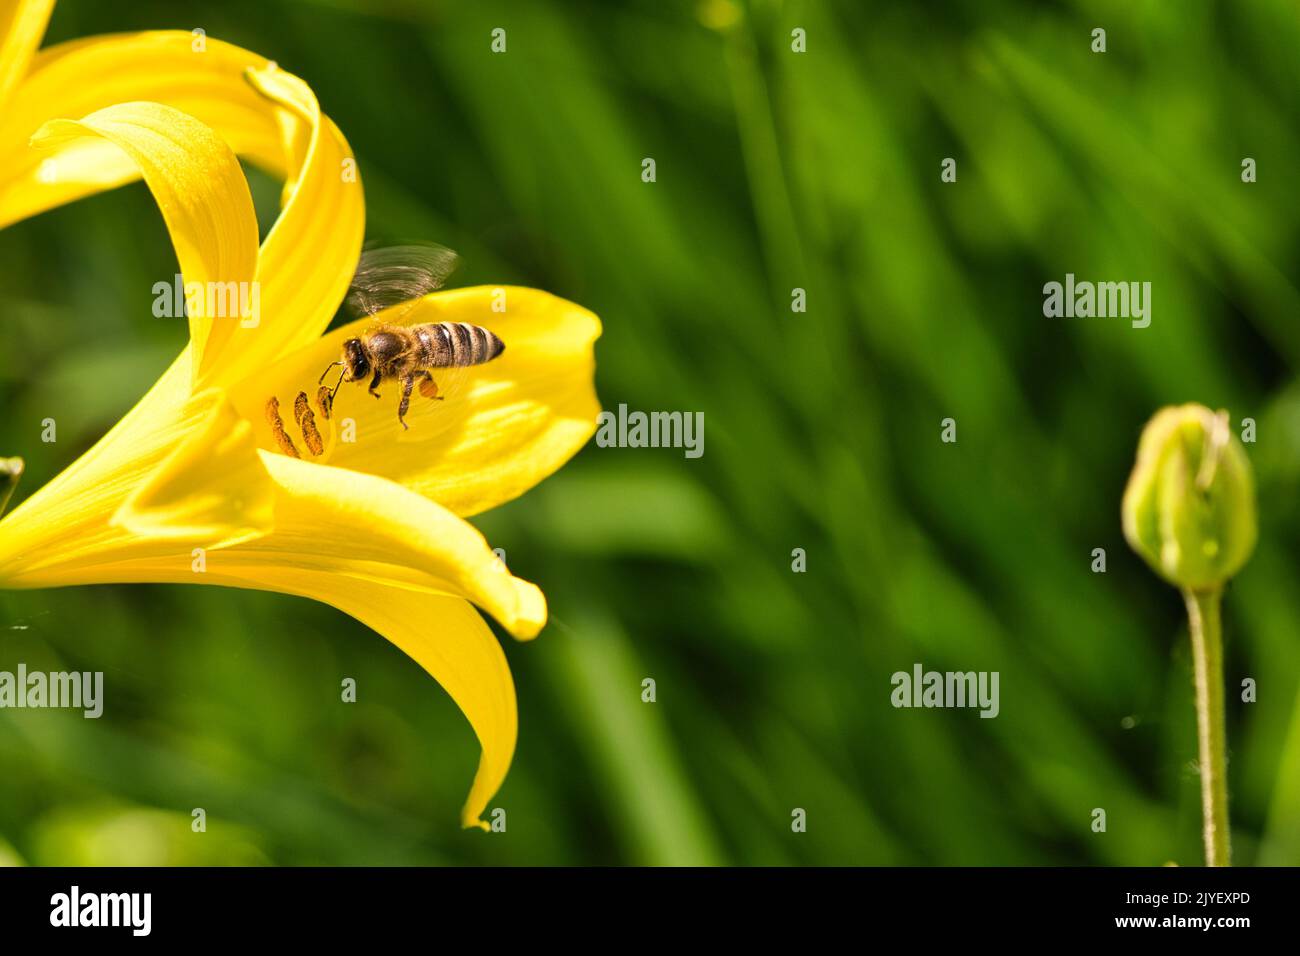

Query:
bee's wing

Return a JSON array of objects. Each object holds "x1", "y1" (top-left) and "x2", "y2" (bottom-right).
[{"x1": 344, "y1": 241, "x2": 461, "y2": 319}]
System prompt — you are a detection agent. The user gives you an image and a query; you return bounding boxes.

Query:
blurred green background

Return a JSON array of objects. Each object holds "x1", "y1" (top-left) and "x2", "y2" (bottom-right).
[{"x1": 2, "y1": 0, "x2": 1300, "y2": 865}]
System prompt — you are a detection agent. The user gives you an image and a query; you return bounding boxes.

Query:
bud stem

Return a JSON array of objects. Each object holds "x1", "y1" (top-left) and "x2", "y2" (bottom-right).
[{"x1": 1182, "y1": 586, "x2": 1230, "y2": 866}]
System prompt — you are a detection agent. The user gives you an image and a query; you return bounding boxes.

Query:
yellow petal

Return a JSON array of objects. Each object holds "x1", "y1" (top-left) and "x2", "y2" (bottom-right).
[
  {"x1": 2, "y1": 39, "x2": 365, "y2": 387},
  {"x1": 0, "y1": 377, "x2": 516, "y2": 827},
  {"x1": 0, "y1": 0, "x2": 53, "y2": 115},
  {"x1": 229, "y1": 574, "x2": 517, "y2": 829},
  {"x1": 30, "y1": 102, "x2": 259, "y2": 386},
  {"x1": 231, "y1": 286, "x2": 602, "y2": 516},
  {"x1": 241, "y1": 455, "x2": 547, "y2": 639},
  {"x1": 0, "y1": 420, "x2": 545, "y2": 640},
  {"x1": 112, "y1": 388, "x2": 274, "y2": 549},
  {"x1": 0, "y1": 31, "x2": 283, "y2": 228},
  {"x1": 0, "y1": 355, "x2": 278, "y2": 579},
  {"x1": 0, "y1": 438, "x2": 530, "y2": 826},
  {"x1": 231, "y1": 64, "x2": 365, "y2": 381}
]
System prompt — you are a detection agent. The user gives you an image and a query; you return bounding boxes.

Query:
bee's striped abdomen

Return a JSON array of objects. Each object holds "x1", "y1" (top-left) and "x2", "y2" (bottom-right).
[{"x1": 414, "y1": 322, "x2": 505, "y2": 368}]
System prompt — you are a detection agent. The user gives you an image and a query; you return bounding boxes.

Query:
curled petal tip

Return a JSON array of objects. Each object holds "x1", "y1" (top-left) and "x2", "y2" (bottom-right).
[
  {"x1": 507, "y1": 580, "x2": 547, "y2": 641},
  {"x1": 28, "y1": 118, "x2": 78, "y2": 149}
]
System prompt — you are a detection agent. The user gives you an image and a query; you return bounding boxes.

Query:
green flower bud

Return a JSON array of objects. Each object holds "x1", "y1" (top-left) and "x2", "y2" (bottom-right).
[
  {"x1": 0, "y1": 457, "x2": 22, "y2": 520},
  {"x1": 1122, "y1": 404, "x2": 1257, "y2": 591}
]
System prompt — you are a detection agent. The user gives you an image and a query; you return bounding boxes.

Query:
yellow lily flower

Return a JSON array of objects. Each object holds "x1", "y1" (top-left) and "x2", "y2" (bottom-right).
[{"x1": 0, "y1": 2, "x2": 601, "y2": 828}]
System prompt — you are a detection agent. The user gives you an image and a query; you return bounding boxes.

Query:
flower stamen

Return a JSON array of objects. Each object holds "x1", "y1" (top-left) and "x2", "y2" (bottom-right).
[
  {"x1": 293, "y1": 391, "x2": 325, "y2": 457},
  {"x1": 315, "y1": 385, "x2": 334, "y2": 421},
  {"x1": 265, "y1": 396, "x2": 301, "y2": 458}
]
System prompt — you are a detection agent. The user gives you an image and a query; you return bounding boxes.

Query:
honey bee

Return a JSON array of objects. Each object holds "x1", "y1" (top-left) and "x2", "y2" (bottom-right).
[
  {"x1": 319, "y1": 242, "x2": 506, "y2": 431},
  {"x1": 320, "y1": 319, "x2": 505, "y2": 429},
  {"x1": 266, "y1": 242, "x2": 505, "y2": 458}
]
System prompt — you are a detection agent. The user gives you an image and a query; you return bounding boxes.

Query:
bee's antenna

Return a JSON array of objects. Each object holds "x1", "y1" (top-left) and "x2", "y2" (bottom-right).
[
  {"x1": 329, "y1": 366, "x2": 347, "y2": 400},
  {"x1": 319, "y1": 361, "x2": 344, "y2": 385}
]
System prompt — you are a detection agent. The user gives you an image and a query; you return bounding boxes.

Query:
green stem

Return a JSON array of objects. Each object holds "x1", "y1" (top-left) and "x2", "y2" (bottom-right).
[{"x1": 1182, "y1": 586, "x2": 1231, "y2": 867}]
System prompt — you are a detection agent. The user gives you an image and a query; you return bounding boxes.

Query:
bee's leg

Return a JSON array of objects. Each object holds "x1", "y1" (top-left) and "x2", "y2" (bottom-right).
[
  {"x1": 417, "y1": 370, "x2": 444, "y2": 401},
  {"x1": 368, "y1": 368, "x2": 382, "y2": 398},
  {"x1": 397, "y1": 374, "x2": 415, "y2": 430}
]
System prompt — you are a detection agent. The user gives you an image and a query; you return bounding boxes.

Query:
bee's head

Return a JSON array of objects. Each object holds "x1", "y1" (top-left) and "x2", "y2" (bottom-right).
[{"x1": 341, "y1": 337, "x2": 371, "y2": 382}]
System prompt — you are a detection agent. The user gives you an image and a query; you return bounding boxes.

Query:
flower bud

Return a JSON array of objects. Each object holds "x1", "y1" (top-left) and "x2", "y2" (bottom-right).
[
  {"x1": 0, "y1": 457, "x2": 22, "y2": 520},
  {"x1": 1122, "y1": 404, "x2": 1256, "y2": 591}
]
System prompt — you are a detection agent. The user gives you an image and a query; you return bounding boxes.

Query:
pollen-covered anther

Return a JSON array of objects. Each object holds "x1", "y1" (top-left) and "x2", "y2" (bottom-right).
[
  {"x1": 265, "y1": 396, "x2": 301, "y2": 458},
  {"x1": 315, "y1": 385, "x2": 334, "y2": 421},
  {"x1": 294, "y1": 391, "x2": 325, "y2": 457}
]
